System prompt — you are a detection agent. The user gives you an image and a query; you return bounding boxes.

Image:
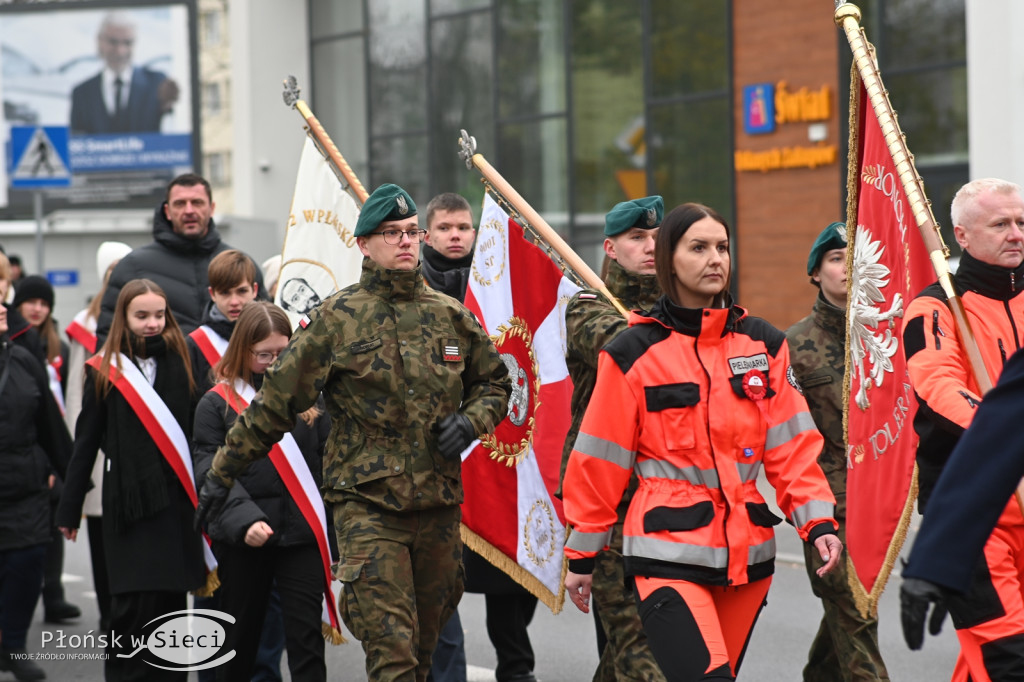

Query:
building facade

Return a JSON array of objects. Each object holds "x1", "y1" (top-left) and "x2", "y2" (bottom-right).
[{"x1": 306, "y1": 0, "x2": 969, "y2": 328}]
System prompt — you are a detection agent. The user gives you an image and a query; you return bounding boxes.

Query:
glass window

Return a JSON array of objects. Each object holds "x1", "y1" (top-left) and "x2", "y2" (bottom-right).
[
  {"x1": 882, "y1": 0, "x2": 965, "y2": 69},
  {"x1": 202, "y1": 82, "x2": 221, "y2": 116},
  {"x1": 432, "y1": 0, "x2": 490, "y2": 15},
  {"x1": 368, "y1": 1, "x2": 428, "y2": 135},
  {"x1": 497, "y1": 117, "x2": 569, "y2": 237},
  {"x1": 370, "y1": 134, "x2": 430, "y2": 208},
  {"x1": 205, "y1": 152, "x2": 230, "y2": 186},
  {"x1": 887, "y1": 67, "x2": 967, "y2": 163},
  {"x1": 649, "y1": 0, "x2": 729, "y2": 100},
  {"x1": 430, "y1": 12, "x2": 494, "y2": 206},
  {"x1": 648, "y1": 97, "x2": 733, "y2": 223},
  {"x1": 570, "y1": 0, "x2": 643, "y2": 247},
  {"x1": 497, "y1": 0, "x2": 565, "y2": 118},
  {"x1": 201, "y1": 10, "x2": 222, "y2": 46},
  {"x1": 310, "y1": 0, "x2": 364, "y2": 39},
  {"x1": 312, "y1": 37, "x2": 369, "y2": 184}
]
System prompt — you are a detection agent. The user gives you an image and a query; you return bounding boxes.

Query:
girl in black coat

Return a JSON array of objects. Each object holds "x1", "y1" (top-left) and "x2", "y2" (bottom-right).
[
  {"x1": 0, "y1": 304, "x2": 72, "y2": 681},
  {"x1": 192, "y1": 301, "x2": 333, "y2": 682},
  {"x1": 57, "y1": 279, "x2": 206, "y2": 682}
]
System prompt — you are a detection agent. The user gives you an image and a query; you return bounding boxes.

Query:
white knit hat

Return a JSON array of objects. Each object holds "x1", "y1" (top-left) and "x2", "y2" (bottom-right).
[{"x1": 96, "y1": 241, "x2": 132, "y2": 281}]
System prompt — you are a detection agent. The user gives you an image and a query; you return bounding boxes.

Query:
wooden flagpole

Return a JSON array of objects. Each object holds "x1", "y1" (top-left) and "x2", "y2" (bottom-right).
[
  {"x1": 835, "y1": 3, "x2": 992, "y2": 395},
  {"x1": 457, "y1": 130, "x2": 630, "y2": 318},
  {"x1": 282, "y1": 75, "x2": 369, "y2": 205}
]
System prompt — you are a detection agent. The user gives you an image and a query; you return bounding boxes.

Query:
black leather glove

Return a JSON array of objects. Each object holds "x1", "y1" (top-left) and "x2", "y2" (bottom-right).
[
  {"x1": 900, "y1": 577, "x2": 947, "y2": 650},
  {"x1": 193, "y1": 474, "x2": 231, "y2": 532},
  {"x1": 438, "y1": 414, "x2": 475, "y2": 460}
]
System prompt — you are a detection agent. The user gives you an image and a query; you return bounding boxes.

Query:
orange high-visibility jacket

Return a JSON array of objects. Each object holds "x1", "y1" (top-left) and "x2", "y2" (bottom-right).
[
  {"x1": 563, "y1": 298, "x2": 837, "y2": 587},
  {"x1": 904, "y1": 251, "x2": 1024, "y2": 511}
]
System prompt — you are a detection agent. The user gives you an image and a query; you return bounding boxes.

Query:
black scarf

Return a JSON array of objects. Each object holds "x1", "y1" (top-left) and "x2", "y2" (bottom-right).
[
  {"x1": 421, "y1": 244, "x2": 473, "y2": 302},
  {"x1": 105, "y1": 334, "x2": 192, "y2": 532}
]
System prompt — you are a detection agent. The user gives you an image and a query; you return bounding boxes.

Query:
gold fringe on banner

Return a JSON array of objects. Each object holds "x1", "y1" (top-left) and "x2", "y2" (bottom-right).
[
  {"x1": 192, "y1": 567, "x2": 220, "y2": 598},
  {"x1": 461, "y1": 523, "x2": 567, "y2": 614},
  {"x1": 322, "y1": 621, "x2": 346, "y2": 645}
]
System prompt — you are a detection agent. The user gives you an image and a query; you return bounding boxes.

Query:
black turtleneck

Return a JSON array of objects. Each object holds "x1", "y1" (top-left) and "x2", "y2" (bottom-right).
[{"x1": 955, "y1": 249, "x2": 1024, "y2": 301}]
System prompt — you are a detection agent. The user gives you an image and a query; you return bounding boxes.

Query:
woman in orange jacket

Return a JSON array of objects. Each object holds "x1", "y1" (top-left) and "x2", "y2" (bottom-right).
[{"x1": 562, "y1": 203, "x2": 843, "y2": 682}]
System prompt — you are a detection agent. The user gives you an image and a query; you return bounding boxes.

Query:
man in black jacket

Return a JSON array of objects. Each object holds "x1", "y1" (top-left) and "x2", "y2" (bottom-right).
[{"x1": 97, "y1": 173, "x2": 265, "y2": 339}]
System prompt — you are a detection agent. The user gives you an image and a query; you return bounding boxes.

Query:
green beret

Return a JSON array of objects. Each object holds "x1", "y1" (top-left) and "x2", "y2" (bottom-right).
[
  {"x1": 604, "y1": 196, "x2": 664, "y2": 237},
  {"x1": 807, "y1": 221, "x2": 848, "y2": 275},
  {"x1": 354, "y1": 183, "x2": 418, "y2": 237}
]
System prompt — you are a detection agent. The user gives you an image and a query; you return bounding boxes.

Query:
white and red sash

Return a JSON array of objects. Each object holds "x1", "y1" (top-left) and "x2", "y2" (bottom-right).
[
  {"x1": 212, "y1": 380, "x2": 343, "y2": 642},
  {"x1": 65, "y1": 310, "x2": 98, "y2": 354},
  {"x1": 189, "y1": 325, "x2": 230, "y2": 369},
  {"x1": 85, "y1": 352, "x2": 218, "y2": 577},
  {"x1": 47, "y1": 358, "x2": 66, "y2": 416}
]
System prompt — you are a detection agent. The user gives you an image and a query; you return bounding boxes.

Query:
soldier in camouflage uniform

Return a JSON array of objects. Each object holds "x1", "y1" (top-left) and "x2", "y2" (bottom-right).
[
  {"x1": 786, "y1": 222, "x2": 890, "y2": 682},
  {"x1": 195, "y1": 183, "x2": 512, "y2": 682},
  {"x1": 557, "y1": 197, "x2": 665, "y2": 682}
]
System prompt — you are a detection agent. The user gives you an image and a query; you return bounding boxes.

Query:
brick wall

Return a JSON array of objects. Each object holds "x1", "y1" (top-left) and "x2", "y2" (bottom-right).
[{"x1": 732, "y1": 0, "x2": 843, "y2": 329}]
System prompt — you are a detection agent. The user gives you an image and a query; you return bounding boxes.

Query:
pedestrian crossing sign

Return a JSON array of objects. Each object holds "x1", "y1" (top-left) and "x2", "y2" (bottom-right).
[{"x1": 10, "y1": 126, "x2": 71, "y2": 188}]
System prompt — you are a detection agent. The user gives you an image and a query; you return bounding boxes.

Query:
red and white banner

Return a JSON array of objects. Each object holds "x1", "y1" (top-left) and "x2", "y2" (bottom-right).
[
  {"x1": 844, "y1": 81, "x2": 933, "y2": 611},
  {"x1": 212, "y1": 381, "x2": 344, "y2": 643},
  {"x1": 461, "y1": 193, "x2": 580, "y2": 613},
  {"x1": 276, "y1": 136, "x2": 363, "y2": 329}
]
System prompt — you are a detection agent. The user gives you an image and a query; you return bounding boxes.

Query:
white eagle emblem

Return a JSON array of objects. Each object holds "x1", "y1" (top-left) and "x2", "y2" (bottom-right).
[{"x1": 848, "y1": 225, "x2": 903, "y2": 410}]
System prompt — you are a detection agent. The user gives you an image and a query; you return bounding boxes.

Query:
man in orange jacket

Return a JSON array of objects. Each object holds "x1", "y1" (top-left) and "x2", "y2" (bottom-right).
[{"x1": 902, "y1": 177, "x2": 1024, "y2": 680}]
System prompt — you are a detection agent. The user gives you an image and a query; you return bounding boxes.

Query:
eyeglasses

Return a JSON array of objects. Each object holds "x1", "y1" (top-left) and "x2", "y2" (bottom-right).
[
  {"x1": 251, "y1": 350, "x2": 281, "y2": 363},
  {"x1": 372, "y1": 228, "x2": 427, "y2": 245}
]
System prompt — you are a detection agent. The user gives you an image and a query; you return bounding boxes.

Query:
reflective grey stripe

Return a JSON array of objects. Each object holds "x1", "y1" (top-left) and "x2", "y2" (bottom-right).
[
  {"x1": 626, "y1": 535, "x2": 777, "y2": 568},
  {"x1": 624, "y1": 536, "x2": 728, "y2": 569},
  {"x1": 735, "y1": 460, "x2": 762, "y2": 483},
  {"x1": 791, "y1": 500, "x2": 835, "y2": 528},
  {"x1": 748, "y1": 537, "x2": 776, "y2": 565},
  {"x1": 635, "y1": 459, "x2": 719, "y2": 488},
  {"x1": 765, "y1": 411, "x2": 817, "y2": 451},
  {"x1": 573, "y1": 432, "x2": 635, "y2": 470},
  {"x1": 566, "y1": 529, "x2": 612, "y2": 553}
]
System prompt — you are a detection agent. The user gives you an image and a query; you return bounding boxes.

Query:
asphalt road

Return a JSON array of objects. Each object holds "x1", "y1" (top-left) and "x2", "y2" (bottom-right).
[{"x1": 27, "y1": 505, "x2": 959, "y2": 681}]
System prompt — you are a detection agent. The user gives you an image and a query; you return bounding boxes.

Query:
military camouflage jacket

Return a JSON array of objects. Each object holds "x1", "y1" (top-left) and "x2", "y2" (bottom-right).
[
  {"x1": 557, "y1": 260, "x2": 660, "y2": 498},
  {"x1": 210, "y1": 257, "x2": 511, "y2": 512},
  {"x1": 786, "y1": 293, "x2": 847, "y2": 514}
]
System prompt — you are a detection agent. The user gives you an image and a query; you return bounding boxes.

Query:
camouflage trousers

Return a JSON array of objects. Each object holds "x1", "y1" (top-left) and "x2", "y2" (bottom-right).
[
  {"x1": 592, "y1": 522, "x2": 666, "y2": 682},
  {"x1": 802, "y1": 523, "x2": 890, "y2": 682},
  {"x1": 334, "y1": 501, "x2": 464, "y2": 682}
]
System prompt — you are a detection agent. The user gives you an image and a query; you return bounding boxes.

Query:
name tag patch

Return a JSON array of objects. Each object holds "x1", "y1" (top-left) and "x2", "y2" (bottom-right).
[
  {"x1": 350, "y1": 337, "x2": 383, "y2": 354},
  {"x1": 728, "y1": 353, "x2": 769, "y2": 375}
]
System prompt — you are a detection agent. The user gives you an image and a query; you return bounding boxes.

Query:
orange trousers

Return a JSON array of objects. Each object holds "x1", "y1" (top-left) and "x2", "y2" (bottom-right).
[
  {"x1": 947, "y1": 503, "x2": 1024, "y2": 682},
  {"x1": 634, "y1": 576, "x2": 771, "y2": 681}
]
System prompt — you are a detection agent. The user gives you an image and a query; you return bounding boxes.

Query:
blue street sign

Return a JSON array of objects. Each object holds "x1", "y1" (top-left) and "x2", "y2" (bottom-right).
[
  {"x1": 11, "y1": 126, "x2": 71, "y2": 188},
  {"x1": 47, "y1": 270, "x2": 79, "y2": 287}
]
